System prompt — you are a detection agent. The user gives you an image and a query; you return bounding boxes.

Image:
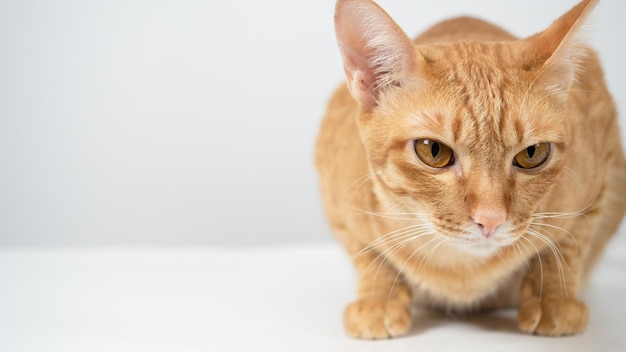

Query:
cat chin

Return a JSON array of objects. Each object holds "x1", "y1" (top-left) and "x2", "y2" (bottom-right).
[
  {"x1": 455, "y1": 243, "x2": 503, "y2": 258},
  {"x1": 448, "y1": 238, "x2": 511, "y2": 258}
]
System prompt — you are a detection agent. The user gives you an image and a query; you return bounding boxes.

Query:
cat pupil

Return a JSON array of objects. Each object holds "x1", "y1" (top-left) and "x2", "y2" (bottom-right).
[
  {"x1": 527, "y1": 146, "x2": 536, "y2": 158},
  {"x1": 431, "y1": 142, "x2": 440, "y2": 157}
]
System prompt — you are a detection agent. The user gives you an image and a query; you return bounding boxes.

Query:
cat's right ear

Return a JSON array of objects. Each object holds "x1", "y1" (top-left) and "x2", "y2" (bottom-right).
[{"x1": 334, "y1": 0, "x2": 422, "y2": 112}]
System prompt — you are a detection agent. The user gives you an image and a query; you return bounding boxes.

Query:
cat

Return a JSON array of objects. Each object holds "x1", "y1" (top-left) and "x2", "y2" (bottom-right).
[{"x1": 315, "y1": 0, "x2": 626, "y2": 339}]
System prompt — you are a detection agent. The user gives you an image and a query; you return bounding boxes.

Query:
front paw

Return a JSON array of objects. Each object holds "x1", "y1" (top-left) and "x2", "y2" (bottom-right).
[
  {"x1": 343, "y1": 298, "x2": 412, "y2": 339},
  {"x1": 518, "y1": 296, "x2": 589, "y2": 336}
]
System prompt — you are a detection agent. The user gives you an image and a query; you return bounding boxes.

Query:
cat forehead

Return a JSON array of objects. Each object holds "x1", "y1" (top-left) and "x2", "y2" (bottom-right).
[
  {"x1": 375, "y1": 44, "x2": 567, "y2": 151},
  {"x1": 419, "y1": 42, "x2": 527, "y2": 90},
  {"x1": 415, "y1": 43, "x2": 565, "y2": 144}
]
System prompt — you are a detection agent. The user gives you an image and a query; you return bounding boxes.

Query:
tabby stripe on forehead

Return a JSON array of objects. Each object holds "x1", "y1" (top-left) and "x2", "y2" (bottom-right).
[
  {"x1": 451, "y1": 112, "x2": 463, "y2": 143},
  {"x1": 451, "y1": 50, "x2": 481, "y2": 134},
  {"x1": 493, "y1": 46, "x2": 513, "y2": 137},
  {"x1": 497, "y1": 106, "x2": 509, "y2": 137},
  {"x1": 451, "y1": 74, "x2": 481, "y2": 140},
  {"x1": 514, "y1": 119, "x2": 526, "y2": 144}
]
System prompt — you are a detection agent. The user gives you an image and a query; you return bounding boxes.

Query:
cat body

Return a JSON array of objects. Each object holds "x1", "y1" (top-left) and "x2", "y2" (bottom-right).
[{"x1": 316, "y1": 0, "x2": 626, "y2": 338}]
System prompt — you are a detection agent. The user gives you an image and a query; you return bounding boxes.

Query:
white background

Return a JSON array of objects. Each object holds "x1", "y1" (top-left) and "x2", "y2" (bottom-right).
[
  {"x1": 2, "y1": 242, "x2": 625, "y2": 351},
  {"x1": 1, "y1": 0, "x2": 624, "y2": 246}
]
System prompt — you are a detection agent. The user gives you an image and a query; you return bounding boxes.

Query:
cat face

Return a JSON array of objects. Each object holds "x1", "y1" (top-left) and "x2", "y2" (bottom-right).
[
  {"x1": 334, "y1": 0, "x2": 592, "y2": 257},
  {"x1": 358, "y1": 42, "x2": 569, "y2": 257}
]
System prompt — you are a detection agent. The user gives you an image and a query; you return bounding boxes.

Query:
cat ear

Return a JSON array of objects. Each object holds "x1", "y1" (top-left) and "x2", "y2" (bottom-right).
[
  {"x1": 524, "y1": 0, "x2": 598, "y2": 93},
  {"x1": 334, "y1": 0, "x2": 422, "y2": 111}
]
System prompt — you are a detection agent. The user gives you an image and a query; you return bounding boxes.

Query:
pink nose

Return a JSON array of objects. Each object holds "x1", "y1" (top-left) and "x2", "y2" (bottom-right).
[{"x1": 471, "y1": 209, "x2": 507, "y2": 238}]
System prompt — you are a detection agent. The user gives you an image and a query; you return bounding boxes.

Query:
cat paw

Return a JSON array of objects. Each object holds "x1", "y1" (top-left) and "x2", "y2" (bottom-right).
[
  {"x1": 343, "y1": 298, "x2": 412, "y2": 339},
  {"x1": 517, "y1": 296, "x2": 589, "y2": 336}
]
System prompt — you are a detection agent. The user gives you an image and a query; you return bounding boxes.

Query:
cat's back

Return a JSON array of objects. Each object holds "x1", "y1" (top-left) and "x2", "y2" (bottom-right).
[{"x1": 413, "y1": 16, "x2": 517, "y2": 44}]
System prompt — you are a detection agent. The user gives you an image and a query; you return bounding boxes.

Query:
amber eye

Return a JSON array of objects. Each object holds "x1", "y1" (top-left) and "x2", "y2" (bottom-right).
[
  {"x1": 414, "y1": 139, "x2": 455, "y2": 168},
  {"x1": 513, "y1": 143, "x2": 551, "y2": 169}
]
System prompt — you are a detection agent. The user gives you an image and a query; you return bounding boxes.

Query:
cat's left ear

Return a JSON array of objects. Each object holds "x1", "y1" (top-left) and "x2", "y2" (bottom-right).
[
  {"x1": 334, "y1": 0, "x2": 424, "y2": 112},
  {"x1": 524, "y1": 0, "x2": 598, "y2": 94}
]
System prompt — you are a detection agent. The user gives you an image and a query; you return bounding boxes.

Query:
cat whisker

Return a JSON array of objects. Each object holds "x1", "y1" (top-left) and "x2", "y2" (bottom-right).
[
  {"x1": 525, "y1": 230, "x2": 570, "y2": 297},
  {"x1": 368, "y1": 238, "x2": 418, "y2": 296},
  {"x1": 532, "y1": 169, "x2": 606, "y2": 222},
  {"x1": 528, "y1": 224, "x2": 563, "y2": 247},
  {"x1": 520, "y1": 236, "x2": 544, "y2": 300},
  {"x1": 562, "y1": 167, "x2": 583, "y2": 189},
  {"x1": 528, "y1": 228, "x2": 570, "y2": 277},
  {"x1": 387, "y1": 235, "x2": 448, "y2": 303},
  {"x1": 513, "y1": 240, "x2": 533, "y2": 271},
  {"x1": 529, "y1": 221, "x2": 578, "y2": 253},
  {"x1": 358, "y1": 231, "x2": 433, "y2": 270},
  {"x1": 414, "y1": 237, "x2": 448, "y2": 277},
  {"x1": 532, "y1": 201, "x2": 600, "y2": 220},
  {"x1": 353, "y1": 224, "x2": 431, "y2": 258},
  {"x1": 494, "y1": 245, "x2": 506, "y2": 262},
  {"x1": 359, "y1": 228, "x2": 437, "y2": 296},
  {"x1": 356, "y1": 222, "x2": 439, "y2": 295},
  {"x1": 561, "y1": 88, "x2": 612, "y2": 97},
  {"x1": 346, "y1": 205, "x2": 430, "y2": 221},
  {"x1": 532, "y1": 212, "x2": 591, "y2": 219},
  {"x1": 527, "y1": 226, "x2": 576, "y2": 277},
  {"x1": 346, "y1": 171, "x2": 380, "y2": 200},
  {"x1": 370, "y1": 231, "x2": 437, "y2": 296}
]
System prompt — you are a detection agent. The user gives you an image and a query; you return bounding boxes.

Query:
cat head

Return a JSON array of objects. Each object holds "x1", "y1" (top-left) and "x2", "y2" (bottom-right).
[{"x1": 334, "y1": 0, "x2": 597, "y2": 256}]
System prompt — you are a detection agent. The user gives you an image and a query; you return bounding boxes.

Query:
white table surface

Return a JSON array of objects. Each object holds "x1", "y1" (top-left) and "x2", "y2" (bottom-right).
[{"x1": 1, "y1": 234, "x2": 624, "y2": 352}]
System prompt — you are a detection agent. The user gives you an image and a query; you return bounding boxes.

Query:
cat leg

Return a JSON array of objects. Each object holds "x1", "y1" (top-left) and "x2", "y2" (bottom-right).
[
  {"x1": 517, "y1": 231, "x2": 589, "y2": 336},
  {"x1": 343, "y1": 245, "x2": 413, "y2": 339}
]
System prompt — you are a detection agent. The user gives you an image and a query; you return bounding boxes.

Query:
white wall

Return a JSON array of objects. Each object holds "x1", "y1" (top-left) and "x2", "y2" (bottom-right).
[{"x1": 0, "y1": 0, "x2": 624, "y2": 246}]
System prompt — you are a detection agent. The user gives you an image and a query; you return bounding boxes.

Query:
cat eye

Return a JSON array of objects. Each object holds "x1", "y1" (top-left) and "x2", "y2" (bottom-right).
[
  {"x1": 513, "y1": 143, "x2": 551, "y2": 169},
  {"x1": 414, "y1": 139, "x2": 455, "y2": 168}
]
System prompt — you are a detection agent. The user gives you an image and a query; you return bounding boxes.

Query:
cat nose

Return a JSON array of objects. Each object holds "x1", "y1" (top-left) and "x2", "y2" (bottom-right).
[{"x1": 471, "y1": 209, "x2": 507, "y2": 238}]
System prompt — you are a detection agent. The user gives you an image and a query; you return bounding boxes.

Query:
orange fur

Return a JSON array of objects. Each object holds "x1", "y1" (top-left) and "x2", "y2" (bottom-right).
[{"x1": 316, "y1": 0, "x2": 626, "y2": 339}]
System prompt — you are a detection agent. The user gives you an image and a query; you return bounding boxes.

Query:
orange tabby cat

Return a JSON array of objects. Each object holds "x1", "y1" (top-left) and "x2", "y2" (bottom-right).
[{"x1": 316, "y1": 0, "x2": 626, "y2": 339}]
